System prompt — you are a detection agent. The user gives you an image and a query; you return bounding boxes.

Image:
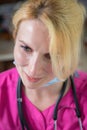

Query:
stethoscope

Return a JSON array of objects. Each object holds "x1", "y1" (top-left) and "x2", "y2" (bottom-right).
[{"x1": 17, "y1": 76, "x2": 83, "y2": 130}]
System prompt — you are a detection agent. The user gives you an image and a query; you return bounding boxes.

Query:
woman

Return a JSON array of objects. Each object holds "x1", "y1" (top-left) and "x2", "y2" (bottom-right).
[{"x1": 0, "y1": 0, "x2": 87, "y2": 129}]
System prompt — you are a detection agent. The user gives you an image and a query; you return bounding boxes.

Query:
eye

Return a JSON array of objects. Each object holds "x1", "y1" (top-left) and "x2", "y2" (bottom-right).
[
  {"x1": 20, "y1": 45, "x2": 32, "y2": 52},
  {"x1": 44, "y1": 53, "x2": 51, "y2": 60}
]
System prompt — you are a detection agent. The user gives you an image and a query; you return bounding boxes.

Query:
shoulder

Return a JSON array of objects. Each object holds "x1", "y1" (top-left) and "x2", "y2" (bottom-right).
[
  {"x1": 0, "y1": 68, "x2": 20, "y2": 127},
  {"x1": 74, "y1": 71, "x2": 87, "y2": 116},
  {"x1": 74, "y1": 71, "x2": 87, "y2": 95},
  {"x1": 0, "y1": 67, "x2": 19, "y2": 89}
]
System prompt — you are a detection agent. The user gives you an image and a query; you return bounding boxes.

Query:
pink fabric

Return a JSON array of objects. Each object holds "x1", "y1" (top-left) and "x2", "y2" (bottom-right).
[{"x1": 0, "y1": 67, "x2": 87, "y2": 130}]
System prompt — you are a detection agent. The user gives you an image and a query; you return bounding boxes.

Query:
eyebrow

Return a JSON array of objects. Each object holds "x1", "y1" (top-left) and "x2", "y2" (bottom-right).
[
  {"x1": 19, "y1": 39, "x2": 33, "y2": 49},
  {"x1": 19, "y1": 39, "x2": 32, "y2": 47},
  {"x1": 19, "y1": 40, "x2": 28, "y2": 45}
]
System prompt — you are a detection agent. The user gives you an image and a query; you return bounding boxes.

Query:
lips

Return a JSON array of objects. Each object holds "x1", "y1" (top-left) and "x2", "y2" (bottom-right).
[
  {"x1": 28, "y1": 76, "x2": 41, "y2": 82},
  {"x1": 25, "y1": 73, "x2": 41, "y2": 83}
]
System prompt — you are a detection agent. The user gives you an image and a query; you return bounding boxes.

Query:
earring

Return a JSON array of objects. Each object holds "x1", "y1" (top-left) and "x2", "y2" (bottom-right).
[{"x1": 13, "y1": 60, "x2": 16, "y2": 65}]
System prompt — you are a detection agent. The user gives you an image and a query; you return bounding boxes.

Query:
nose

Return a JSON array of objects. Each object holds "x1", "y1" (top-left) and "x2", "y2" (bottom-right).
[{"x1": 28, "y1": 54, "x2": 42, "y2": 77}]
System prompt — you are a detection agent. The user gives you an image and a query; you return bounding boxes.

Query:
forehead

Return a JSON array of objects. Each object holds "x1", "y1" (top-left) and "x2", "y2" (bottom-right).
[
  {"x1": 27, "y1": 19, "x2": 47, "y2": 32},
  {"x1": 16, "y1": 19, "x2": 50, "y2": 52},
  {"x1": 17, "y1": 19, "x2": 49, "y2": 36}
]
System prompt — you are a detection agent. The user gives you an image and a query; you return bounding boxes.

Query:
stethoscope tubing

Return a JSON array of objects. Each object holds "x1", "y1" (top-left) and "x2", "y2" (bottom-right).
[{"x1": 17, "y1": 78, "x2": 30, "y2": 130}]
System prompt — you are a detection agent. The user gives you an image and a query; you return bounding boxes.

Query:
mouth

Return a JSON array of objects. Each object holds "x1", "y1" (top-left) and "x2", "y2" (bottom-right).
[{"x1": 25, "y1": 73, "x2": 42, "y2": 83}]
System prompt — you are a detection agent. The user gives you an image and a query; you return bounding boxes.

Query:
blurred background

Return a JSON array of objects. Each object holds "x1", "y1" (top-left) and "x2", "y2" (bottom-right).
[{"x1": 0, "y1": 0, "x2": 87, "y2": 72}]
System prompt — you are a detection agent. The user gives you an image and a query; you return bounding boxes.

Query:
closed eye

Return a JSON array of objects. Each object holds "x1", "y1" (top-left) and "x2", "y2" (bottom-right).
[
  {"x1": 19, "y1": 40, "x2": 32, "y2": 53},
  {"x1": 44, "y1": 53, "x2": 51, "y2": 60},
  {"x1": 20, "y1": 45, "x2": 32, "y2": 52}
]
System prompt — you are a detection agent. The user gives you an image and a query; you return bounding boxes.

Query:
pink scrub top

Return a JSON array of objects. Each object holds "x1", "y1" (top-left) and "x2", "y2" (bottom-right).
[{"x1": 0, "y1": 67, "x2": 87, "y2": 130}]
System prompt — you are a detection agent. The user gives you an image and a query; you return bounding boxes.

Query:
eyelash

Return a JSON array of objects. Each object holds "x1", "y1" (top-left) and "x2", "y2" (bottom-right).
[
  {"x1": 20, "y1": 45, "x2": 32, "y2": 52},
  {"x1": 20, "y1": 45, "x2": 51, "y2": 60},
  {"x1": 44, "y1": 54, "x2": 51, "y2": 60}
]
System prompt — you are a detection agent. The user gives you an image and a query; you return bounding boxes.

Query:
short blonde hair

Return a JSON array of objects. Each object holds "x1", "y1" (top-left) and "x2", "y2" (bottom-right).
[{"x1": 13, "y1": 0, "x2": 86, "y2": 80}]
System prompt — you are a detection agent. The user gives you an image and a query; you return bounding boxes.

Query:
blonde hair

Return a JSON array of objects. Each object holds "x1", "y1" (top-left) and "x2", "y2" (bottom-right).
[{"x1": 13, "y1": 0, "x2": 86, "y2": 80}]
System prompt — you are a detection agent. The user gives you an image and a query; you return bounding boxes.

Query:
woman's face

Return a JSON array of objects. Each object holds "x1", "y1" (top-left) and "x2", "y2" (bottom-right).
[{"x1": 14, "y1": 19, "x2": 55, "y2": 89}]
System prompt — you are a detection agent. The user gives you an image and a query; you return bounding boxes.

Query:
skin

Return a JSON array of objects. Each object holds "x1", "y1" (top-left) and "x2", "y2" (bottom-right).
[{"x1": 14, "y1": 19, "x2": 66, "y2": 111}]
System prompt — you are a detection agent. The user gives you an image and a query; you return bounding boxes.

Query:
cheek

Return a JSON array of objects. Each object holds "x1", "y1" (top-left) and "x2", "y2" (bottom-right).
[
  {"x1": 44, "y1": 63, "x2": 53, "y2": 74},
  {"x1": 14, "y1": 46, "x2": 27, "y2": 66}
]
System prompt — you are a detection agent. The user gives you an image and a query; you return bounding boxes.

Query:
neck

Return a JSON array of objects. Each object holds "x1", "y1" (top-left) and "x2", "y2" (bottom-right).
[
  {"x1": 24, "y1": 82, "x2": 63, "y2": 98},
  {"x1": 23, "y1": 80, "x2": 70, "y2": 111}
]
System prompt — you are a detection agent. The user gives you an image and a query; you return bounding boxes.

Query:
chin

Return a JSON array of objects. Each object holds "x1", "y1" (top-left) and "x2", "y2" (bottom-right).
[
  {"x1": 22, "y1": 78, "x2": 43, "y2": 89},
  {"x1": 21, "y1": 71, "x2": 52, "y2": 89}
]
